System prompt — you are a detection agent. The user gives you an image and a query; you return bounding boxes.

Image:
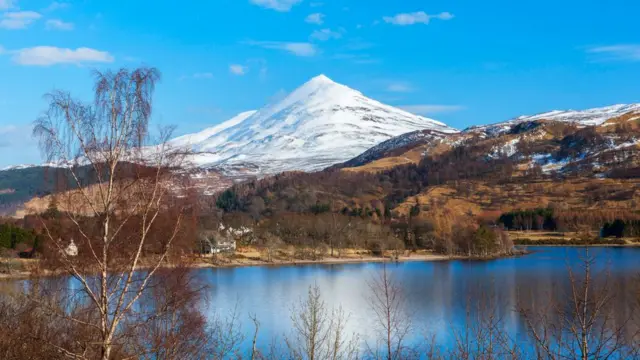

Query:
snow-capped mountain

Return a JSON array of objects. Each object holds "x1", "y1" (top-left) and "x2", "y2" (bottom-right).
[
  {"x1": 170, "y1": 74, "x2": 458, "y2": 175},
  {"x1": 340, "y1": 102, "x2": 640, "y2": 173},
  {"x1": 466, "y1": 104, "x2": 640, "y2": 136}
]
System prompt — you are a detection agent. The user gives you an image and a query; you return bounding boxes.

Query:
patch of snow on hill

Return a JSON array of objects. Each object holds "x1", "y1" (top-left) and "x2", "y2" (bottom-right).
[{"x1": 467, "y1": 103, "x2": 640, "y2": 136}]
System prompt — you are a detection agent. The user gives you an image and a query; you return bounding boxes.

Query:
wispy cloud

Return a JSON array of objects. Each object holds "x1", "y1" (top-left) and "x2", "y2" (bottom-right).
[
  {"x1": 383, "y1": 11, "x2": 454, "y2": 26},
  {"x1": 229, "y1": 64, "x2": 247, "y2": 75},
  {"x1": 309, "y1": 2, "x2": 323, "y2": 7},
  {"x1": 179, "y1": 72, "x2": 214, "y2": 81},
  {"x1": 305, "y1": 12, "x2": 324, "y2": 25},
  {"x1": 44, "y1": 1, "x2": 69, "y2": 12},
  {"x1": 310, "y1": 28, "x2": 342, "y2": 41},
  {"x1": 387, "y1": 82, "x2": 414, "y2": 93},
  {"x1": 586, "y1": 44, "x2": 640, "y2": 62},
  {"x1": 0, "y1": 0, "x2": 14, "y2": 11},
  {"x1": 45, "y1": 19, "x2": 73, "y2": 30},
  {"x1": 343, "y1": 38, "x2": 374, "y2": 51},
  {"x1": 398, "y1": 104, "x2": 465, "y2": 115},
  {"x1": 12, "y1": 46, "x2": 113, "y2": 66},
  {"x1": 332, "y1": 53, "x2": 380, "y2": 64},
  {"x1": 249, "y1": 0, "x2": 301, "y2": 12},
  {"x1": 0, "y1": 11, "x2": 42, "y2": 29},
  {"x1": 246, "y1": 40, "x2": 317, "y2": 57}
]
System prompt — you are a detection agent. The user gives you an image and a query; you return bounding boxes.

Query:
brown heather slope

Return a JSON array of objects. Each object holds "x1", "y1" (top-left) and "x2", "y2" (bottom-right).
[
  {"x1": 392, "y1": 178, "x2": 640, "y2": 219},
  {"x1": 341, "y1": 141, "x2": 456, "y2": 173}
]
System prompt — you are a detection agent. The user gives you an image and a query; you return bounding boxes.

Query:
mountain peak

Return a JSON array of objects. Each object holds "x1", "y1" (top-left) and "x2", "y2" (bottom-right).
[
  {"x1": 164, "y1": 75, "x2": 457, "y2": 176},
  {"x1": 308, "y1": 74, "x2": 334, "y2": 84}
]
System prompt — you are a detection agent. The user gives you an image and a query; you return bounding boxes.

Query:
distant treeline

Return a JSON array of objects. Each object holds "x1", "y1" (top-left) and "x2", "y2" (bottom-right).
[
  {"x1": 601, "y1": 219, "x2": 640, "y2": 238},
  {"x1": 0, "y1": 222, "x2": 37, "y2": 250},
  {"x1": 498, "y1": 208, "x2": 640, "y2": 232}
]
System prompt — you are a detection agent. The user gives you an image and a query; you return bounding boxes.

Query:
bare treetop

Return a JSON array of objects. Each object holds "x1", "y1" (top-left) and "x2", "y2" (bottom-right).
[{"x1": 33, "y1": 67, "x2": 161, "y2": 167}]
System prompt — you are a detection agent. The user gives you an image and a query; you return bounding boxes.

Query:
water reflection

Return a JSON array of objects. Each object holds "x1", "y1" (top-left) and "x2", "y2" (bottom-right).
[{"x1": 195, "y1": 247, "x2": 640, "y2": 351}]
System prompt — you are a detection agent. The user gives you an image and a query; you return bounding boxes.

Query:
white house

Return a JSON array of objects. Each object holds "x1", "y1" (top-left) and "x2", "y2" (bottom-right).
[
  {"x1": 64, "y1": 239, "x2": 78, "y2": 257},
  {"x1": 197, "y1": 232, "x2": 236, "y2": 255}
]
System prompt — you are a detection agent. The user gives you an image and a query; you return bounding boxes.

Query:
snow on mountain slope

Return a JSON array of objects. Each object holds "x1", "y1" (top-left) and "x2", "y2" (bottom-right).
[
  {"x1": 467, "y1": 103, "x2": 640, "y2": 136},
  {"x1": 341, "y1": 129, "x2": 452, "y2": 168},
  {"x1": 172, "y1": 74, "x2": 458, "y2": 174},
  {"x1": 168, "y1": 110, "x2": 257, "y2": 148}
]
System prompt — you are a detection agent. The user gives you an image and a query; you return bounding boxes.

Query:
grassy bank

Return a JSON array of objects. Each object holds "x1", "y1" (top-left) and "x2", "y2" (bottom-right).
[{"x1": 509, "y1": 231, "x2": 640, "y2": 246}]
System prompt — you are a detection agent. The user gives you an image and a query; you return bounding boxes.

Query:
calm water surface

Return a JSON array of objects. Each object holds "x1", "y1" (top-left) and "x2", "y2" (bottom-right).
[{"x1": 197, "y1": 247, "x2": 640, "y2": 351}]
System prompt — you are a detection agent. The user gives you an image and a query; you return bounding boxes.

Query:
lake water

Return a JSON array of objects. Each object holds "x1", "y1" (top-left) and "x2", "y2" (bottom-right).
[
  {"x1": 196, "y1": 246, "x2": 640, "y2": 353},
  {"x1": 2, "y1": 246, "x2": 638, "y2": 356}
]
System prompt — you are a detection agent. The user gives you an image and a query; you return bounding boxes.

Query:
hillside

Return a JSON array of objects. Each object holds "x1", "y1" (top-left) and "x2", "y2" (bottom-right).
[
  {"x1": 340, "y1": 104, "x2": 640, "y2": 175},
  {"x1": 214, "y1": 104, "x2": 640, "y2": 238},
  {"x1": 0, "y1": 166, "x2": 95, "y2": 216}
]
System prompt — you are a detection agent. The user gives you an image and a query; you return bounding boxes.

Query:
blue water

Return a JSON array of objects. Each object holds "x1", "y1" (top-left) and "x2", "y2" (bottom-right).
[{"x1": 196, "y1": 247, "x2": 640, "y2": 353}]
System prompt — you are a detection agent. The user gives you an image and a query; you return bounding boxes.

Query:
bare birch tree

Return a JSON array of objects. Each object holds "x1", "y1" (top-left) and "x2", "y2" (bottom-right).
[
  {"x1": 26, "y1": 67, "x2": 199, "y2": 359},
  {"x1": 366, "y1": 264, "x2": 415, "y2": 360},
  {"x1": 286, "y1": 284, "x2": 359, "y2": 360},
  {"x1": 519, "y1": 250, "x2": 638, "y2": 360}
]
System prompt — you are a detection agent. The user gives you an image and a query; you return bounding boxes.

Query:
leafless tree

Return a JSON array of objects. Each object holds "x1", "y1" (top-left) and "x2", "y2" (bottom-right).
[
  {"x1": 27, "y1": 67, "x2": 198, "y2": 359},
  {"x1": 286, "y1": 285, "x2": 359, "y2": 360},
  {"x1": 447, "y1": 288, "x2": 523, "y2": 360},
  {"x1": 518, "y1": 250, "x2": 639, "y2": 360},
  {"x1": 366, "y1": 264, "x2": 415, "y2": 360}
]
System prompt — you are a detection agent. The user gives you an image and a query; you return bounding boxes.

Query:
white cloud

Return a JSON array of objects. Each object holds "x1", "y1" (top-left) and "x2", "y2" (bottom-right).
[
  {"x1": 0, "y1": 0, "x2": 14, "y2": 11},
  {"x1": 12, "y1": 46, "x2": 114, "y2": 66},
  {"x1": 249, "y1": 0, "x2": 301, "y2": 12},
  {"x1": 332, "y1": 53, "x2": 380, "y2": 64},
  {"x1": 229, "y1": 64, "x2": 247, "y2": 75},
  {"x1": 0, "y1": 11, "x2": 42, "y2": 29},
  {"x1": 246, "y1": 40, "x2": 317, "y2": 57},
  {"x1": 305, "y1": 13, "x2": 324, "y2": 25},
  {"x1": 45, "y1": 19, "x2": 73, "y2": 30},
  {"x1": 586, "y1": 45, "x2": 640, "y2": 62},
  {"x1": 179, "y1": 72, "x2": 214, "y2": 80},
  {"x1": 398, "y1": 104, "x2": 465, "y2": 115},
  {"x1": 387, "y1": 82, "x2": 414, "y2": 93},
  {"x1": 310, "y1": 28, "x2": 342, "y2": 41},
  {"x1": 44, "y1": 2, "x2": 69, "y2": 12},
  {"x1": 383, "y1": 11, "x2": 454, "y2": 26}
]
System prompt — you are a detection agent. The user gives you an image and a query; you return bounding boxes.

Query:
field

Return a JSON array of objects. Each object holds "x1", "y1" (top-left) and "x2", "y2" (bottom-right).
[{"x1": 508, "y1": 230, "x2": 640, "y2": 245}]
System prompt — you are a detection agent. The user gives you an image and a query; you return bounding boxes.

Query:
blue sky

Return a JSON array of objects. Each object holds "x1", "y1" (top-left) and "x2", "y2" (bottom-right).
[{"x1": 0, "y1": 0, "x2": 639, "y2": 167}]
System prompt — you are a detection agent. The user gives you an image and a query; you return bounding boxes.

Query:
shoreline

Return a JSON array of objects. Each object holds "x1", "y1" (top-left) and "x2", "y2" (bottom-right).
[
  {"x1": 0, "y1": 249, "x2": 537, "y2": 281},
  {"x1": 190, "y1": 253, "x2": 461, "y2": 269},
  {"x1": 8, "y1": 244, "x2": 639, "y2": 280},
  {"x1": 0, "y1": 253, "x2": 457, "y2": 281},
  {"x1": 516, "y1": 243, "x2": 640, "y2": 247}
]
